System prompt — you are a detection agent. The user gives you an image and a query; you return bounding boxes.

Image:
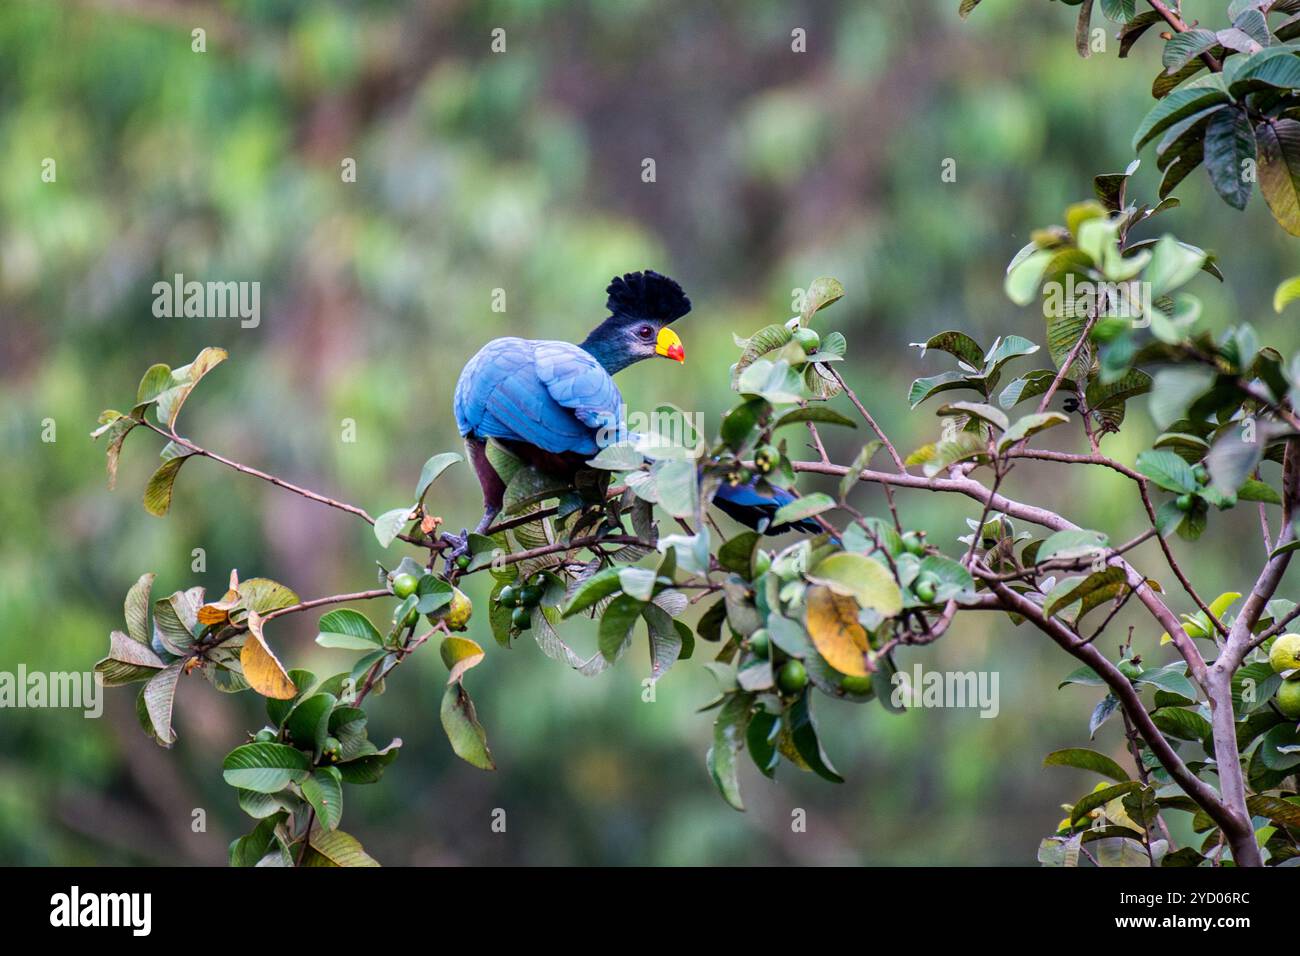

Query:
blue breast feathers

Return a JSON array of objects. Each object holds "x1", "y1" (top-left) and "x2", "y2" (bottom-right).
[{"x1": 454, "y1": 338, "x2": 623, "y2": 456}]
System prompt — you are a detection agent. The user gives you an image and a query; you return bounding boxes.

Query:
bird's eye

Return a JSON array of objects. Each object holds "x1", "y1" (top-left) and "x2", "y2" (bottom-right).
[{"x1": 637, "y1": 326, "x2": 654, "y2": 340}]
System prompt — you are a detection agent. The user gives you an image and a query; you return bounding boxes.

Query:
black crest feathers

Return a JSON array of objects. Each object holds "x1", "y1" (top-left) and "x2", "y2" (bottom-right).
[{"x1": 605, "y1": 270, "x2": 691, "y2": 323}]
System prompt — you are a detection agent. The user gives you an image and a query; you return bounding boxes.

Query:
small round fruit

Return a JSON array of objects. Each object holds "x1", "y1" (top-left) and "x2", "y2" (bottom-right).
[
  {"x1": 323, "y1": 736, "x2": 341, "y2": 760},
  {"x1": 1175, "y1": 493, "x2": 1195, "y2": 513},
  {"x1": 254, "y1": 728, "x2": 276, "y2": 743},
  {"x1": 901, "y1": 531, "x2": 926, "y2": 557},
  {"x1": 519, "y1": 584, "x2": 544, "y2": 607},
  {"x1": 913, "y1": 577, "x2": 937, "y2": 604},
  {"x1": 398, "y1": 606, "x2": 419, "y2": 629},
  {"x1": 1269, "y1": 633, "x2": 1300, "y2": 676},
  {"x1": 840, "y1": 674, "x2": 874, "y2": 696},
  {"x1": 456, "y1": 554, "x2": 471, "y2": 570},
  {"x1": 748, "y1": 628, "x2": 771, "y2": 659},
  {"x1": 727, "y1": 467, "x2": 752, "y2": 487},
  {"x1": 511, "y1": 605, "x2": 532, "y2": 630},
  {"x1": 778, "y1": 659, "x2": 809, "y2": 694},
  {"x1": 1117, "y1": 658, "x2": 1143, "y2": 681},
  {"x1": 792, "y1": 327, "x2": 821, "y2": 353},
  {"x1": 754, "y1": 445, "x2": 780, "y2": 474},
  {"x1": 391, "y1": 572, "x2": 419, "y2": 599},
  {"x1": 431, "y1": 586, "x2": 473, "y2": 631},
  {"x1": 498, "y1": 584, "x2": 519, "y2": 608},
  {"x1": 1276, "y1": 680, "x2": 1300, "y2": 718},
  {"x1": 1192, "y1": 463, "x2": 1210, "y2": 486}
]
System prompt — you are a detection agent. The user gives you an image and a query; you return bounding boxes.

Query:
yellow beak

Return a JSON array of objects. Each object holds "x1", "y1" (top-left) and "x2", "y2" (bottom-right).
[{"x1": 655, "y1": 327, "x2": 685, "y2": 363}]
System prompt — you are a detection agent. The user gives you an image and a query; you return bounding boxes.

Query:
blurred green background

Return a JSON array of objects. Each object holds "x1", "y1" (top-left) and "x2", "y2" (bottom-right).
[{"x1": 2, "y1": 0, "x2": 1296, "y2": 865}]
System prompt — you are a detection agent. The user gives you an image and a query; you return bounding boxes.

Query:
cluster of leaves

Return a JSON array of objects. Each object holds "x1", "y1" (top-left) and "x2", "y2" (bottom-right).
[
  {"x1": 1043, "y1": 596, "x2": 1300, "y2": 866},
  {"x1": 968, "y1": 0, "x2": 1300, "y2": 235}
]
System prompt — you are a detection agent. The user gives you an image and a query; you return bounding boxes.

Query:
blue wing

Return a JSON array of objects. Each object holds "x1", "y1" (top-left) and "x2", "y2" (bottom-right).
[
  {"x1": 713, "y1": 479, "x2": 821, "y2": 534},
  {"x1": 454, "y1": 338, "x2": 622, "y2": 456}
]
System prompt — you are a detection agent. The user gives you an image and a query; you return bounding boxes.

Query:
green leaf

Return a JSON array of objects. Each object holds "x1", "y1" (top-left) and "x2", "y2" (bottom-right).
[
  {"x1": 772, "y1": 406, "x2": 857, "y2": 430},
  {"x1": 1274, "y1": 275, "x2": 1300, "y2": 313},
  {"x1": 938, "y1": 400, "x2": 1009, "y2": 432},
  {"x1": 1004, "y1": 248, "x2": 1054, "y2": 306},
  {"x1": 998, "y1": 369, "x2": 1061, "y2": 410},
  {"x1": 586, "y1": 443, "x2": 645, "y2": 471},
  {"x1": 718, "y1": 531, "x2": 761, "y2": 575},
  {"x1": 1238, "y1": 478, "x2": 1281, "y2": 505},
  {"x1": 301, "y1": 768, "x2": 343, "y2": 831},
  {"x1": 285, "y1": 692, "x2": 336, "y2": 755},
  {"x1": 302, "y1": 828, "x2": 379, "y2": 867},
  {"x1": 142, "y1": 453, "x2": 191, "y2": 516},
  {"x1": 1162, "y1": 29, "x2": 1218, "y2": 74},
  {"x1": 1043, "y1": 748, "x2": 1131, "y2": 782},
  {"x1": 373, "y1": 507, "x2": 413, "y2": 548},
  {"x1": 771, "y1": 492, "x2": 835, "y2": 528},
  {"x1": 1148, "y1": 368, "x2": 1214, "y2": 430},
  {"x1": 414, "y1": 452, "x2": 463, "y2": 504},
  {"x1": 998, "y1": 412, "x2": 1069, "y2": 452},
  {"x1": 746, "y1": 709, "x2": 781, "y2": 777},
  {"x1": 222, "y1": 743, "x2": 312, "y2": 793},
  {"x1": 917, "y1": 554, "x2": 976, "y2": 603},
  {"x1": 335, "y1": 739, "x2": 402, "y2": 784},
  {"x1": 736, "y1": 358, "x2": 808, "y2": 403},
  {"x1": 838, "y1": 441, "x2": 880, "y2": 501},
  {"x1": 1259, "y1": 722, "x2": 1300, "y2": 771},
  {"x1": 1036, "y1": 529, "x2": 1109, "y2": 564},
  {"x1": 1044, "y1": 567, "x2": 1126, "y2": 619},
  {"x1": 787, "y1": 692, "x2": 843, "y2": 783},
  {"x1": 440, "y1": 683, "x2": 495, "y2": 770},
  {"x1": 316, "y1": 609, "x2": 384, "y2": 649},
  {"x1": 1256, "y1": 118, "x2": 1300, "y2": 236},
  {"x1": 140, "y1": 662, "x2": 183, "y2": 746},
  {"x1": 1071, "y1": 781, "x2": 1141, "y2": 824},
  {"x1": 239, "y1": 578, "x2": 299, "y2": 615},
  {"x1": 652, "y1": 458, "x2": 698, "y2": 519},
  {"x1": 911, "y1": 330, "x2": 985, "y2": 368},
  {"x1": 1144, "y1": 234, "x2": 1205, "y2": 299},
  {"x1": 1136, "y1": 449, "x2": 1200, "y2": 494},
  {"x1": 643, "y1": 602, "x2": 684, "y2": 681},
  {"x1": 135, "y1": 363, "x2": 173, "y2": 407},
  {"x1": 154, "y1": 347, "x2": 228, "y2": 429},
  {"x1": 95, "y1": 631, "x2": 165, "y2": 686},
  {"x1": 806, "y1": 552, "x2": 903, "y2": 617},
  {"x1": 1229, "y1": 47, "x2": 1300, "y2": 98},
  {"x1": 229, "y1": 813, "x2": 288, "y2": 867},
  {"x1": 707, "y1": 693, "x2": 753, "y2": 810},
  {"x1": 503, "y1": 465, "x2": 570, "y2": 515},
  {"x1": 719, "y1": 398, "x2": 768, "y2": 451},
  {"x1": 1132, "y1": 76, "x2": 1229, "y2": 152},
  {"x1": 598, "y1": 593, "x2": 644, "y2": 661},
  {"x1": 1151, "y1": 707, "x2": 1212, "y2": 742},
  {"x1": 561, "y1": 566, "x2": 623, "y2": 617},
  {"x1": 1135, "y1": 662, "x2": 1198, "y2": 702},
  {"x1": 800, "y1": 276, "x2": 845, "y2": 322},
  {"x1": 1205, "y1": 430, "x2": 1267, "y2": 495},
  {"x1": 908, "y1": 370, "x2": 972, "y2": 408},
  {"x1": 1204, "y1": 106, "x2": 1256, "y2": 210}
]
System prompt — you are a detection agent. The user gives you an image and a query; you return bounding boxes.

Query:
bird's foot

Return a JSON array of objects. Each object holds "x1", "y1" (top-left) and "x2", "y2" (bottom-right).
[{"x1": 441, "y1": 528, "x2": 470, "y2": 575}]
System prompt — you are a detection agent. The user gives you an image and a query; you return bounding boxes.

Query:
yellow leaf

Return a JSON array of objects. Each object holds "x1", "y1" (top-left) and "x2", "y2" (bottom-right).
[
  {"x1": 197, "y1": 570, "x2": 243, "y2": 626},
  {"x1": 439, "y1": 635, "x2": 485, "y2": 685},
  {"x1": 240, "y1": 610, "x2": 297, "y2": 700},
  {"x1": 804, "y1": 584, "x2": 871, "y2": 677}
]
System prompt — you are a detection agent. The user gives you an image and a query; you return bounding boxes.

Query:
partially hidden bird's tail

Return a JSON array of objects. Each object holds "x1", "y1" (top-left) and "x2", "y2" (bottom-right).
[{"x1": 711, "y1": 478, "x2": 821, "y2": 535}]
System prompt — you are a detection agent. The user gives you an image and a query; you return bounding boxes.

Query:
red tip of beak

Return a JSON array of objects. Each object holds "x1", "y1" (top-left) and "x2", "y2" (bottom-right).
[{"x1": 667, "y1": 343, "x2": 685, "y2": 363}]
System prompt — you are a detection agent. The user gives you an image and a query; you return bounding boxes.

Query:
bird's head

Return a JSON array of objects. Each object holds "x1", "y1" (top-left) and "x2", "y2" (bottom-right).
[{"x1": 580, "y1": 271, "x2": 690, "y2": 373}]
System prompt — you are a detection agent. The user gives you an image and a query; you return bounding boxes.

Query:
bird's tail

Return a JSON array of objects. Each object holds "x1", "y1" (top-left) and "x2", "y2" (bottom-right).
[{"x1": 711, "y1": 478, "x2": 821, "y2": 535}]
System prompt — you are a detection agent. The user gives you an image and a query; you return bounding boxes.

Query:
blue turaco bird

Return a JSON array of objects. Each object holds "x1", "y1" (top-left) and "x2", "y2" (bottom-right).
[{"x1": 447, "y1": 270, "x2": 817, "y2": 559}]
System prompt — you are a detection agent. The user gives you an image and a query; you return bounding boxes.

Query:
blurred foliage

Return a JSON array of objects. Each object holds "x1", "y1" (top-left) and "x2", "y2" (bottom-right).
[{"x1": 4, "y1": 0, "x2": 1300, "y2": 865}]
